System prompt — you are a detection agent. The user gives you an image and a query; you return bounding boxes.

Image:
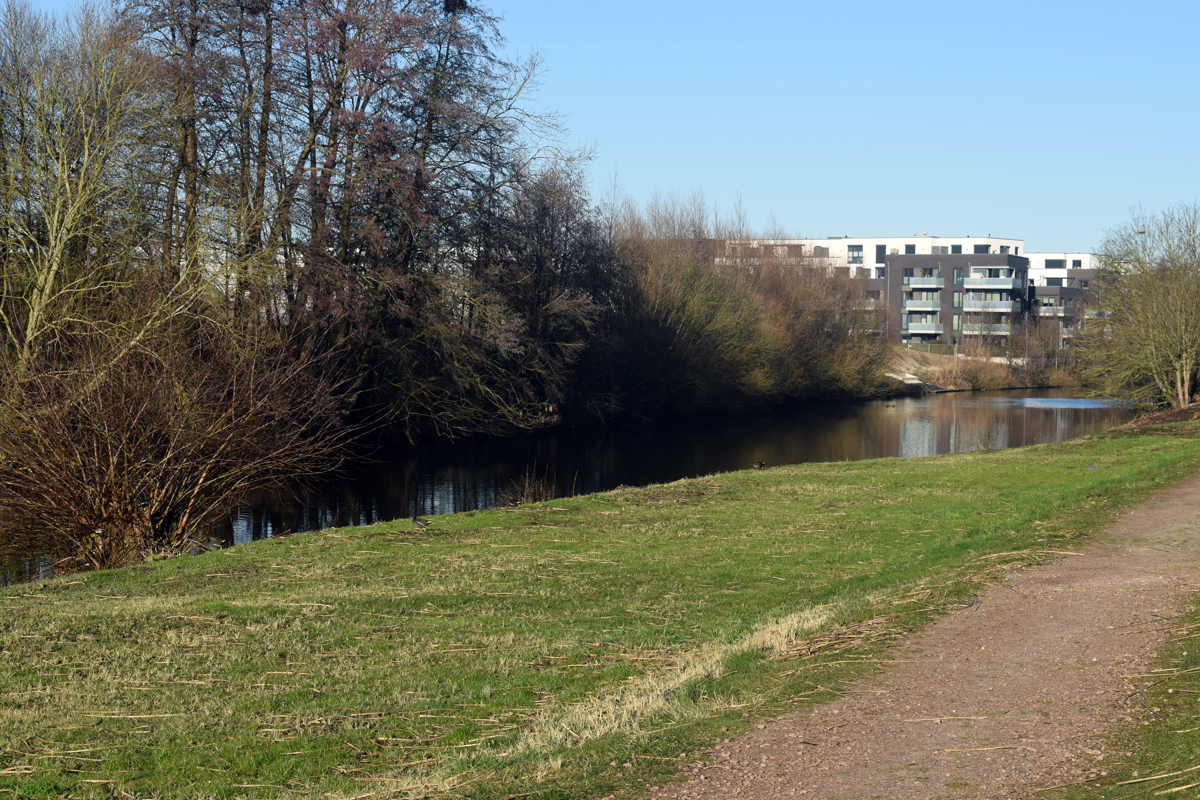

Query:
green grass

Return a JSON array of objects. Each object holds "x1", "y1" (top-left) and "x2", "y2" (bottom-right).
[{"x1": 4, "y1": 424, "x2": 1200, "y2": 799}]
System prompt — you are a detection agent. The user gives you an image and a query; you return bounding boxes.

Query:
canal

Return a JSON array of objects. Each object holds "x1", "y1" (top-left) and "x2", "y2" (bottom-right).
[
  {"x1": 0, "y1": 388, "x2": 1134, "y2": 583},
  {"x1": 220, "y1": 388, "x2": 1131, "y2": 544}
]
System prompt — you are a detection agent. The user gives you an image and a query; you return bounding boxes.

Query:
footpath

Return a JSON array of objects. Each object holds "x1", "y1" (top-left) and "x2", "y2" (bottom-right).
[{"x1": 661, "y1": 472, "x2": 1200, "y2": 799}]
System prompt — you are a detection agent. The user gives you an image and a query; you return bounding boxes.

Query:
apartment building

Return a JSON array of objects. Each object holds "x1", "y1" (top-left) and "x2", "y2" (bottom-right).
[
  {"x1": 857, "y1": 253, "x2": 1030, "y2": 344},
  {"x1": 722, "y1": 234, "x2": 1024, "y2": 272},
  {"x1": 1025, "y1": 253, "x2": 1099, "y2": 347},
  {"x1": 720, "y1": 236, "x2": 1102, "y2": 346}
]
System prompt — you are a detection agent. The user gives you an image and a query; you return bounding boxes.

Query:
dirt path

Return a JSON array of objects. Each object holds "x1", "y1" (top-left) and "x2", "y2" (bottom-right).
[{"x1": 659, "y1": 472, "x2": 1200, "y2": 800}]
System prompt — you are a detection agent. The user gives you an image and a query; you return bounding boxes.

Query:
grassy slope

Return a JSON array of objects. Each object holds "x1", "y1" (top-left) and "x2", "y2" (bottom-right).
[{"x1": 3, "y1": 425, "x2": 1200, "y2": 799}]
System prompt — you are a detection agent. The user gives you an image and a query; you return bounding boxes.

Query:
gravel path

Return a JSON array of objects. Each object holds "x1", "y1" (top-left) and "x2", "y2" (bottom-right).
[{"x1": 658, "y1": 472, "x2": 1200, "y2": 800}]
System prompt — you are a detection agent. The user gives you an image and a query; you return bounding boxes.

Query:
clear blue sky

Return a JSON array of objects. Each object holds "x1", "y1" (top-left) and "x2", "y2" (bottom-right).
[
  {"x1": 32, "y1": 0, "x2": 1200, "y2": 252},
  {"x1": 497, "y1": 0, "x2": 1200, "y2": 252}
]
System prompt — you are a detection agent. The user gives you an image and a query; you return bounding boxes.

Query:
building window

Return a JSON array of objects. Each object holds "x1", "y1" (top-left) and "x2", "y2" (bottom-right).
[
  {"x1": 953, "y1": 291, "x2": 962, "y2": 308},
  {"x1": 1046, "y1": 278, "x2": 1063, "y2": 287},
  {"x1": 999, "y1": 246, "x2": 1010, "y2": 254},
  {"x1": 1079, "y1": 280, "x2": 1089, "y2": 290},
  {"x1": 902, "y1": 268, "x2": 913, "y2": 285},
  {"x1": 875, "y1": 244, "x2": 886, "y2": 264},
  {"x1": 954, "y1": 268, "x2": 963, "y2": 285},
  {"x1": 932, "y1": 246, "x2": 949, "y2": 255},
  {"x1": 987, "y1": 268, "x2": 1001, "y2": 278},
  {"x1": 1072, "y1": 259, "x2": 1082, "y2": 268},
  {"x1": 847, "y1": 244, "x2": 863, "y2": 264},
  {"x1": 875, "y1": 267, "x2": 885, "y2": 279},
  {"x1": 952, "y1": 314, "x2": 961, "y2": 331},
  {"x1": 1015, "y1": 247, "x2": 1019, "y2": 255},
  {"x1": 905, "y1": 244, "x2": 916, "y2": 255},
  {"x1": 1045, "y1": 259, "x2": 1065, "y2": 269},
  {"x1": 951, "y1": 244, "x2": 962, "y2": 254},
  {"x1": 974, "y1": 244, "x2": 990, "y2": 254}
]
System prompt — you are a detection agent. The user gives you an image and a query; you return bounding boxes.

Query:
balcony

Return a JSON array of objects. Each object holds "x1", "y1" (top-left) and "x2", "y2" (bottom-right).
[
  {"x1": 963, "y1": 323, "x2": 1012, "y2": 336},
  {"x1": 963, "y1": 300, "x2": 1021, "y2": 314},
  {"x1": 906, "y1": 323, "x2": 943, "y2": 335},
  {"x1": 964, "y1": 277, "x2": 1024, "y2": 290},
  {"x1": 1032, "y1": 305, "x2": 1066, "y2": 316},
  {"x1": 903, "y1": 300, "x2": 941, "y2": 312},
  {"x1": 909, "y1": 277, "x2": 945, "y2": 289}
]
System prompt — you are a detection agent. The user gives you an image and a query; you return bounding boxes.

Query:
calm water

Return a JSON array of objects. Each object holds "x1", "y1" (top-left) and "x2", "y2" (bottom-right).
[
  {"x1": 221, "y1": 388, "x2": 1129, "y2": 544},
  {"x1": 1, "y1": 388, "x2": 1132, "y2": 584}
]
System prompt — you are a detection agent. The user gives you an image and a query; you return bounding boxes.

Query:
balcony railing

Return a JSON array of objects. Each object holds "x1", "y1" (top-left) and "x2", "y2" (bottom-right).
[
  {"x1": 906, "y1": 323, "x2": 943, "y2": 334},
  {"x1": 963, "y1": 300, "x2": 1021, "y2": 313},
  {"x1": 962, "y1": 323, "x2": 1012, "y2": 335},
  {"x1": 903, "y1": 300, "x2": 941, "y2": 312},
  {"x1": 909, "y1": 277, "x2": 945, "y2": 289},
  {"x1": 1032, "y1": 305, "x2": 1066, "y2": 316},
  {"x1": 964, "y1": 277, "x2": 1023, "y2": 290}
]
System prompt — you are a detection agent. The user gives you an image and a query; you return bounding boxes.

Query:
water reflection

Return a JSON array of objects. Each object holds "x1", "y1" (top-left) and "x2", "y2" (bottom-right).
[
  {"x1": 1, "y1": 388, "x2": 1133, "y2": 582},
  {"x1": 219, "y1": 389, "x2": 1129, "y2": 545}
]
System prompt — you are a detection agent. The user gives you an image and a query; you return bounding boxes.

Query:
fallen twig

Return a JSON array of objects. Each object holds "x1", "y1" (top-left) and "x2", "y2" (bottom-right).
[{"x1": 943, "y1": 745, "x2": 1035, "y2": 753}]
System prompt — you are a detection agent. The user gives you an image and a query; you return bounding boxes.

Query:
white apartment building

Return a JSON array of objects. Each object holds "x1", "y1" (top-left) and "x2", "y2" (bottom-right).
[
  {"x1": 726, "y1": 234, "x2": 1025, "y2": 276},
  {"x1": 1025, "y1": 252, "x2": 1100, "y2": 287},
  {"x1": 1023, "y1": 253, "x2": 1100, "y2": 347}
]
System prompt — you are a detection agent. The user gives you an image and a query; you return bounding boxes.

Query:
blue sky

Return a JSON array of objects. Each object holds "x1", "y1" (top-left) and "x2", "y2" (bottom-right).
[
  {"x1": 496, "y1": 0, "x2": 1200, "y2": 252},
  {"x1": 33, "y1": 0, "x2": 1199, "y2": 252}
]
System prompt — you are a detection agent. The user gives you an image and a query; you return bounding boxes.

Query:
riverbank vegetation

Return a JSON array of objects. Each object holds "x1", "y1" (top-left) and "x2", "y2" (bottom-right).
[
  {"x1": 3, "y1": 422, "x2": 1200, "y2": 798},
  {"x1": 889, "y1": 341, "x2": 1077, "y2": 393},
  {"x1": 0, "y1": 0, "x2": 891, "y2": 566},
  {"x1": 1076, "y1": 204, "x2": 1200, "y2": 409}
]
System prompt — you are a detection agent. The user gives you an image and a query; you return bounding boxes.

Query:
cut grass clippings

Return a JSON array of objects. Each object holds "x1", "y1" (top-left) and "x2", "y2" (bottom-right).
[{"x1": 3, "y1": 421, "x2": 1200, "y2": 799}]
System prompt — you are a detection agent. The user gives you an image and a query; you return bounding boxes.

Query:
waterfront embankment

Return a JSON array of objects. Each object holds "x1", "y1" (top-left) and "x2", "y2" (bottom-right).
[{"x1": 2, "y1": 420, "x2": 1199, "y2": 799}]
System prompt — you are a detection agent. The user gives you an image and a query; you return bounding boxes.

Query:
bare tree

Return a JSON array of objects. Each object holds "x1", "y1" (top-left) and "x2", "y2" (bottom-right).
[
  {"x1": 0, "y1": 1, "x2": 175, "y2": 378},
  {"x1": 0, "y1": 2, "x2": 355, "y2": 568},
  {"x1": 1078, "y1": 204, "x2": 1200, "y2": 408}
]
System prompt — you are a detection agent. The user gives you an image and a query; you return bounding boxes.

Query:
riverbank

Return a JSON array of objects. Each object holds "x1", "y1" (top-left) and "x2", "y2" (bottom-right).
[
  {"x1": 3, "y1": 422, "x2": 1200, "y2": 798},
  {"x1": 888, "y1": 346, "x2": 1077, "y2": 392}
]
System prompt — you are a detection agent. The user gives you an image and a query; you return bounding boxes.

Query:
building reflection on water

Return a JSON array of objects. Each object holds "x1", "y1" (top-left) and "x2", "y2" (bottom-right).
[
  {"x1": 2, "y1": 389, "x2": 1133, "y2": 581},
  {"x1": 218, "y1": 389, "x2": 1129, "y2": 547},
  {"x1": 894, "y1": 397, "x2": 1103, "y2": 458}
]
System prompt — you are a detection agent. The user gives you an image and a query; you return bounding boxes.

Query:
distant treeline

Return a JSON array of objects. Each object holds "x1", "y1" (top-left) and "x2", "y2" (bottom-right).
[{"x1": 0, "y1": 0, "x2": 888, "y2": 564}]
